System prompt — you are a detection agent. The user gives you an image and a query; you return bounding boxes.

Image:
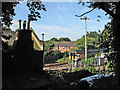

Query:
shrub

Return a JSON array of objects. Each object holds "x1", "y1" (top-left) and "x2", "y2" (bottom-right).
[
  {"x1": 106, "y1": 60, "x2": 115, "y2": 74},
  {"x1": 84, "y1": 66, "x2": 97, "y2": 74},
  {"x1": 63, "y1": 51, "x2": 69, "y2": 58},
  {"x1": 56, "y1": 57, "x2": 72, "y2": 63}
]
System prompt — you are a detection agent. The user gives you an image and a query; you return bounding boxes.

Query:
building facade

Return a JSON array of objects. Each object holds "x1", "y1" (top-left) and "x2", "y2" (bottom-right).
[
  {"x1": 70, "y1": 48, "x2": 108, "y2": 67},
  {"x1": 52, "y1": 41, "x2": 76, "y2": 52}
]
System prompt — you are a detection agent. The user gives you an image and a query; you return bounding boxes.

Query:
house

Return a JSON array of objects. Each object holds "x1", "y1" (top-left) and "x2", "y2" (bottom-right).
[
  {"x1": 2, "y1": 27, "x2": 43, "y2": 51},
  {"x1": 52, "y1": 41, "x2": 76, "y2": 52},
  {"x1": 2, "y1": 20, "x2": 50, "y2": 88}
]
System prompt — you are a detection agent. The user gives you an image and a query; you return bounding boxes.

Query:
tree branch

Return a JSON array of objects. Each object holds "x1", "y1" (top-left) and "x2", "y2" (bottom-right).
[
  {"x1": 94, "y1": 2, "x2": 115, "y2": 18},
  {"x1": 75, "y1": 7, "x2": 96, "y2": 17},
  {"x1": 99, "y1": 5, "x2": 115, "y2": 18}
]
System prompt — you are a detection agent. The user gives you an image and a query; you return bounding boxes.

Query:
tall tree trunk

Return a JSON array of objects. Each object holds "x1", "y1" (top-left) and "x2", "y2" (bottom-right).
[{"x1": 113, "y1": 2, "x2": 120, "y2": 87}]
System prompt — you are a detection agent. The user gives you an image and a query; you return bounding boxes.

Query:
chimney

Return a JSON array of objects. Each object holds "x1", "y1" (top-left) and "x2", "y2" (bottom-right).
[
  {"x1": 23, "y1": 20, "x2": 27, "y2": 30},
  {"x1": 27, "y1": 20, "x2": 30, "y2": 30},
  {"x1": 18, "y1": 20, "x2": 22, "y2": 30}
]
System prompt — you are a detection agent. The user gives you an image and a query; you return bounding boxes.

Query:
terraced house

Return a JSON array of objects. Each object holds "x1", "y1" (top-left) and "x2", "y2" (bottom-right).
[
  {"x1": 2, "y1": 27, "x2": 43, "y2": 51},
  {"x1": 52, "y1": 41, "x2": 76, "y2": 52}
]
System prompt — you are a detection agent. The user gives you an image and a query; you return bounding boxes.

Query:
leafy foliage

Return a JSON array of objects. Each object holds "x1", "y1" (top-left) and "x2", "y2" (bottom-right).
[
  {"x1": 106, "y1": 60, "x2": 115, "y2": 74},
  {"x1": 63, "y1": 51, "x2": 69, "y2": 58},
  {"x1": 44, "y1": 41, "x2": 54, "y2": 52},
  {"x1": 77, "y1": 2, "x2": 120, "y2": 84},
  {"x1": 99, "y1": 22, "x2": 113, "y2": 50},
  {"x1": 87, "y1": 31, "x2": 99, "y2": 38},
  {"x1": 2, "y1": 2, "x2": 19, "y2": 27},
  {"x1": 2, "y1": 2, "x2": 46, "y2": 26},
  {"x1": 84, "y1": 66, "x2": 97, "y2": 74},
  {"x1": 27, "y1": 2, "x2": 46, "y2": 21},
  {"x1": 59, "y1": 37, "x2": 71, "y2": 41},
  {"x1": 56, "y1": 57, "x2": 72, "y2": 63},
  {"x1": 75, "y1": 31, "x2": 99, "y2": 50},
  {"x1": 50, "y1": 37, "x2": 58, "y2": 42},
  {"x1": 2, "y1": 26, "x2": 12, "y2": 31},
  {"x1": 77, "y1": 2, "x2": 116, "y2": 19}
]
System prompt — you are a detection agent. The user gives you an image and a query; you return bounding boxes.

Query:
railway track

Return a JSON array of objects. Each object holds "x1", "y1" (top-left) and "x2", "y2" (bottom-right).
[
  {"x1": 43, "y1": 62, "x2": 71, "y2": 71},
  {"x1": 44, "y1": 62, "x2": 68, "y2": 67}
]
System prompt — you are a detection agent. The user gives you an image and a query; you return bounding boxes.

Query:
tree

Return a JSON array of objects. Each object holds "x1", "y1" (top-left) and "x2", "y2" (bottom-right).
[
  {"x1": 77, "y1": 1, "x2": 120, "y2": 86},
  {"x1": 99, "y1": 22, "x2": 113, "y2": 51},
  {"x1": 44, "y1": 40, "x2": 54, "y2": 52},
  {"x1": 26, "y1": 2, "x2": 46, "y2": 22},
  {"x1": 50, "y1": 37, "x2": 58, "y2": 42},
  {"x1": 59, "y1": 37, "x2": 71, "y2": 41},
  {"x1": 87, "y1": 31, "x2": 99, "y2": 38},
  {"x1": 44, "y1": 37, "x2": 58, "y2": 52},
  {"x1": 2, "y1": 2, "x2": 46, "y2": 27},
  {"x1": 2, "y1": 26, "x2": 12, "y2": 31},
  {"x1": 75, "y1": 31, "x2": 99, "y2": 50},
  {"x1": 2, "y1": 2, "x2": 19, "y2": 27}
]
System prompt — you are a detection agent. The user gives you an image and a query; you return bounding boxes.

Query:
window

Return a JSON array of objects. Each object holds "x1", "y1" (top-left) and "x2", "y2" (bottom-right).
[
  {"x1": 68, "y1": 47, "x2": 70, "y2": 49},
  {"x1": 59, "y1": 46, "x2": 61, "y2": 50},
  {"x1": 63, "y1": 47, "x2": 65, "y2": 49}
]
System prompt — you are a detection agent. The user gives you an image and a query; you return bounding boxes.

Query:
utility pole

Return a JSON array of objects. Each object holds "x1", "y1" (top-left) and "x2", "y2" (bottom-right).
[{"x1": 80, "y1": 17, "x2": 89, "y2": 65}]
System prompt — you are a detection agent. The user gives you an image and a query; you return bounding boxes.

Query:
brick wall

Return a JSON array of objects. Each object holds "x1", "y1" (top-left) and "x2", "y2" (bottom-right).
[{"x1": 53, "y1": 46, "x2": 73, "y2": 52}]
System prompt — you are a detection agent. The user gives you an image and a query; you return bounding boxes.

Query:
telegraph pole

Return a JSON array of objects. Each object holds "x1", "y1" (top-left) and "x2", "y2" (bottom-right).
[{"x1": 80, "y1": 17, "x2": 89, "y2": 64}]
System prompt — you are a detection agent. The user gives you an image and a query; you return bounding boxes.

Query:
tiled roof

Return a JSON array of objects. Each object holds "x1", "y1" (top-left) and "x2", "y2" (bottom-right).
[
  {"x1": 54, "y1": 41, "x2": 76, "y2": 47},
  {"x1": 72, "y1": 48, "x2": 107, "y2": 53}
]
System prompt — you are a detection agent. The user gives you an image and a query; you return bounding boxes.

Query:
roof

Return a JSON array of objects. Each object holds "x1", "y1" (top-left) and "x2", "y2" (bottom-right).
[
  {"x1": 72, "y1": 48, "x2": 107, "y2": 53},
  {"x1": 2, "y1": 28, "x2": 43, "y2": 51},
  {"x1": 30, "y1": 28, "x2": 43, "y2": 50},
  {"x1": 54, "y1": 41, "x2": 76, "y2": 47}
]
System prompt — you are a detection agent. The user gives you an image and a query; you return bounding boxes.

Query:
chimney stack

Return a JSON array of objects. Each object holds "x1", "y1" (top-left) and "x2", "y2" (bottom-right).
[
  {"x1": 27, "y1": 20, "x2": 30, "y2": 30},
  {"x1": 18, "y1": 20, "x2": 22, "y2": 30},
  {"x1": 23, "y1": 20, "x2": 27, "y2": 30}
]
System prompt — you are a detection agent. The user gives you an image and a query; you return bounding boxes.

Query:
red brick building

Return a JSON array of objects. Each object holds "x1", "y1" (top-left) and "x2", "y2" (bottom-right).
[{"x1": 52, "y1": 41, "x2": 76, "y2": 52}]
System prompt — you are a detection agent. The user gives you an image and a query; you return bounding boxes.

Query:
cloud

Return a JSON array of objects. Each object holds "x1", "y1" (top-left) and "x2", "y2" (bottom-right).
[
  {"x1": 10, "y1": 20, "x2": 18, "y2": 31},
  {"x1": 31, "y1": 23, "x2": 71, "y2": 32},
  {"x1": 30, "y1": 22, "x2": 84, "y2": 41},
  {"x1": 56, "y1": 3, "x2": 67, "y2": 11}
]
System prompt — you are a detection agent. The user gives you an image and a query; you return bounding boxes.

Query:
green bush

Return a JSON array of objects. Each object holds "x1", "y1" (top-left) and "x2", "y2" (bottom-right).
[
  {"x1": 63, "y1": 51, "x2": 69, "y2": 58},
  {"x1": 81, "y1": 57, "x2": 93, "y2": 67},
  {"x1": 81, "y1": 59, "x2": 85, "y2": 67},
  {"x1": 56, "y1": 57, "x2": 72, "y2": 63},
  {"x1": 106, "y1": 60, "x2": 115, "y2": 74},
  {"x1": 57, "y1": 58, "x2": 65, "y2": 63},
  {"x1": 84, "y1": 66, "x2": 97, "y2": 74},
  {"x1": 73, "y1": 67, "x2": 81, "y2": 72},
  {"x1": 86, "y1": 57, "x2": 93, "y2": 65}
]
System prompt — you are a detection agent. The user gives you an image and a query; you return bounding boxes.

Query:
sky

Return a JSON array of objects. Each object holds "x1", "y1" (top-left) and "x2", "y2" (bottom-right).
[{"x1": 10, "y1": 1, "x2": 111, "y2": 41}]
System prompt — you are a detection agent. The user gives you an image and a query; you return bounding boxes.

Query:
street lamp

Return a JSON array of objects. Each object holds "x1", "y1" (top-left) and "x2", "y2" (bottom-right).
[
  {"x1": 42, "y1": 32, "x2": 45, "y2": 66},
  {"x1": 80, "y1": 17, "x2": 89, "y2": 64}
]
